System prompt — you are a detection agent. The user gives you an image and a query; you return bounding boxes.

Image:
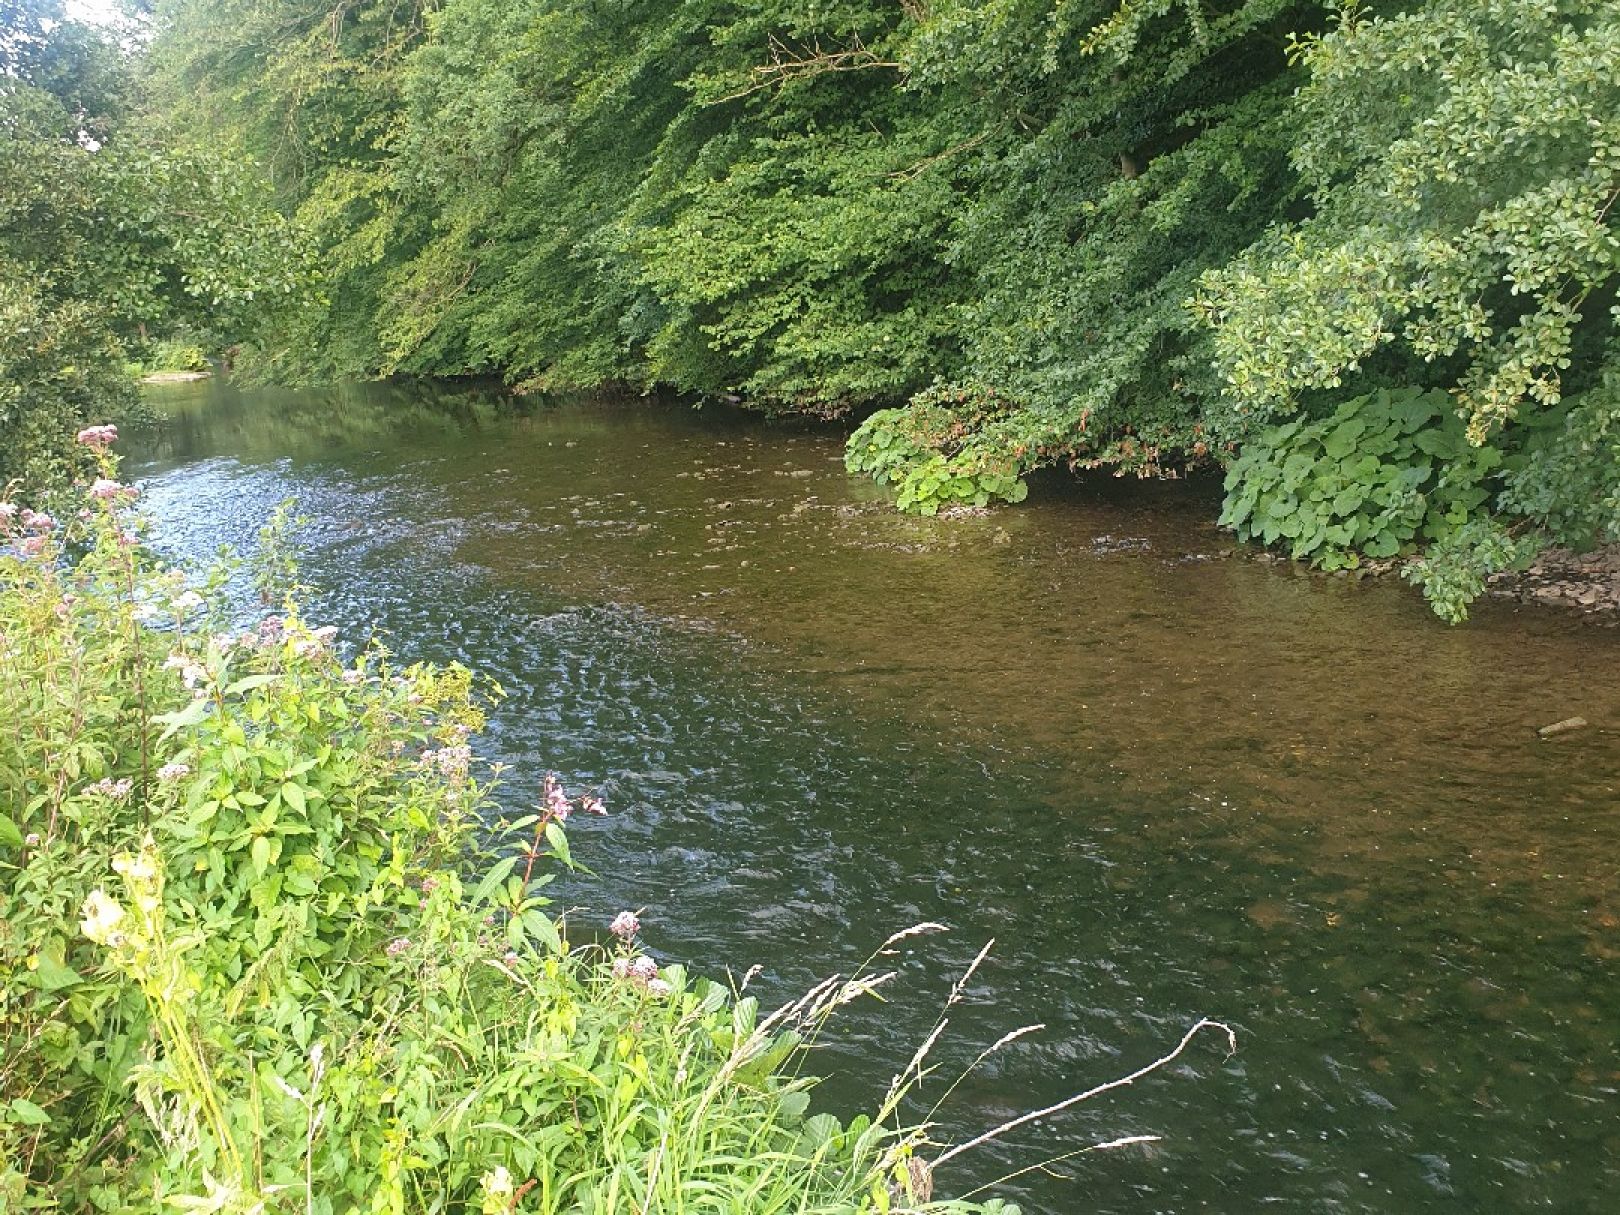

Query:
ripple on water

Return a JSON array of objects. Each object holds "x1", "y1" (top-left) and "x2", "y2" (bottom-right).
[{"x1": 128, "y1": 382, "x2": 1620, "y2": 1213}]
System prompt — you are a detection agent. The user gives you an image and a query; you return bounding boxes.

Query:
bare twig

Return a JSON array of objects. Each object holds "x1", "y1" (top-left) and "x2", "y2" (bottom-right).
[
  {"x1": 707, "y1": 33, "x2": 904, "y2": 105},
  {"x1": 932, "y1": 1017, "x2": 1236, "y2": 1168}
]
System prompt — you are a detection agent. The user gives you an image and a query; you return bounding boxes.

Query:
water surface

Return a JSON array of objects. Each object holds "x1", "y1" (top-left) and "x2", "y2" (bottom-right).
[{"x1": 129, "y1": 379, "x2": 1620, "y2": 1212}]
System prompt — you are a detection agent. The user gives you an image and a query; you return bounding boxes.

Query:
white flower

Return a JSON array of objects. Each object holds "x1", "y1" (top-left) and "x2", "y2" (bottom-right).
[{"x1": 80, "y1": 889, "x2": 127, "y2": 946}]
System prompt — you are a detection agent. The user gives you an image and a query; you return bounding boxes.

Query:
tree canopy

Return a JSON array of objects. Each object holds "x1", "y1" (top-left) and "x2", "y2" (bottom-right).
[{"x1": 6, "y1": 0, "x2": 1617, "y2": 616}]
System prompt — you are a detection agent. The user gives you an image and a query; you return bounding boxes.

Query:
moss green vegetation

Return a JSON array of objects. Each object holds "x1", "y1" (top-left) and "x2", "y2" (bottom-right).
[
  {"x1": 0, "y1": 437, "x2": 1034, "y2": 1213},
  {"x1": 7, "y1": 0, "x2": 1620, "y2": 618}
]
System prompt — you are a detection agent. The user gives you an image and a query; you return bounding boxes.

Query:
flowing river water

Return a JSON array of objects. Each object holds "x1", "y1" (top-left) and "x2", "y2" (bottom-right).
[{"x1": 128, "y1": 378, "x2": 1620, "y2": 1213}]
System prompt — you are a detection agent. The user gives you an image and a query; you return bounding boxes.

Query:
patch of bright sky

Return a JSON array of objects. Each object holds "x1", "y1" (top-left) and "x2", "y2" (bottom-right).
[{"x1": 64, "y1": 0, "x2": 127, "y2": 25}]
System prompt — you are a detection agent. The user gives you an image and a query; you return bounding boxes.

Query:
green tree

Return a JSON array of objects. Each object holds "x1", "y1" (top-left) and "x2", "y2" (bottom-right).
[{"x1": 1, "y1": 1, "x2": 308, "y2": 484}]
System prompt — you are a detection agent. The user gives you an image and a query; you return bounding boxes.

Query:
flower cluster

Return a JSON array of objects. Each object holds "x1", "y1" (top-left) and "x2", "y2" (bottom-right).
[
  {"x1": 290, "y1": 624, "x2": 338, "y2": 659},
  {"x1": 85, "y1": 777, "x2": 133, "y2": 801},
  {"x1": 610, "y1": 910, "x2": 640, "y2": 941},
  {"x1": 156, "y1": 762, "x2": 191, "y2": 782},
  {"x1": 163, "y1": 653, "x2": 209, "y2": 692},
  {"x1": 539, "y1": 774, "x2": 608, "y2": 825},
  {"x1": 75, "y1": 424, "x2": 118, "y2": 449},
  {"x1": 89, "y1": 478, "x2": 137, "y2": 504},
  {"x1": 610, "y1": 951, "x2": 672, "y2": 998},
  {"x1": 421, "y1": 744, "x2": 472, "y2": 783}
]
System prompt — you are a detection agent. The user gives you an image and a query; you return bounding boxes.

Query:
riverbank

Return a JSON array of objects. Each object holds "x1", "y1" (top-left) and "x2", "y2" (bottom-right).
[{"x1": 1489, "y1": 543, "x2": 1620, "y2": 619}]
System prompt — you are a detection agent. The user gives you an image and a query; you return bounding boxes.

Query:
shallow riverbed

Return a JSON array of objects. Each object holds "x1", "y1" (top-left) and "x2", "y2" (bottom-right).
[{"x1": 129, "y1": 378, "x2": 1620, "y2": 1213}]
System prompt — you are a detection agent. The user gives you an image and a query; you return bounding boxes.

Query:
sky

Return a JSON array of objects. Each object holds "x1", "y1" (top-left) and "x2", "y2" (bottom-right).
[{"x1": 64, "y1": 0, "x2": 128, "y2": 24}]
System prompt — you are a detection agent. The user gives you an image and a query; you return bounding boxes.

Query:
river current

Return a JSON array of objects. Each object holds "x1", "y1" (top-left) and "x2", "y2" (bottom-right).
[{"x1": 128, "y1": 378, "x2": 1620, "y2": 1213}]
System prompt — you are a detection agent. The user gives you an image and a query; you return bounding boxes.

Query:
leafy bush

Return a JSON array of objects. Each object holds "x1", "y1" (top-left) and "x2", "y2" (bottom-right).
[
  {"x1": 846, "y1": 386, "x2": 1032, "y2": 515},
  {"x1": 134, "y1": 337, "x2": 212, "y2": 375},
  {"x1": 1219, "y1": 388, "x2": 1504, "y2": 570}
]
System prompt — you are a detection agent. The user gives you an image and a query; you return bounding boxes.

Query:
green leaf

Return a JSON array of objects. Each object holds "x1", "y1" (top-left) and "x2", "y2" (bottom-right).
[
  {"x1": 0, "y1": 812, "x2": 23, "y2": 849},
  {"x1": 8, "y1": 1098, "x2": 51, "y2": 1126}
]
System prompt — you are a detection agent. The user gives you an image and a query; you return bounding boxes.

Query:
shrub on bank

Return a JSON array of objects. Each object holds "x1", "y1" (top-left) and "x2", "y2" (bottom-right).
[{"x1": 0, "y1": 434, "x2": 1019, "y2": 1213}]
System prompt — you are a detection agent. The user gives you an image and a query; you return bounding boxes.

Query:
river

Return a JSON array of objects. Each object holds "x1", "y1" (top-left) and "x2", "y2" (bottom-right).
[{"x1": 127, "y1": 377, "x2": 1620, "y2": 1212}]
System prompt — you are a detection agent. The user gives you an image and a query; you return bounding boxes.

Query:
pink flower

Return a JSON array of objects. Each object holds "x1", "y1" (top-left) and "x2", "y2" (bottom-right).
[
  {"x1": 89, "y1": 478, "x2": 135, "y2": 502},
  {"x1": 76, "y1": 424, "x2": 118, "y2": 448},
  {"x1": 385, "y1": 937, "x2": 412, "y2": 957},
  {"x1": 630, "y1": 955, "x2": 658, "y2": 982},
  {"x1": 156, "y1": 762, "x2": 191, "y2": 782},
  {"x1": 20, "y1": 510, "x2": 54, "y2": 533},
  {"x1": 612, "y1": 956, "x2": 633, "y2": 980},
  {"x1": 610, "y1": 911, "x2": 640, "y2": 941},
  {"x1": 86, "y1": 777, "x2": 133, "y2": 801},
  {"x1": 646, "y1": 978, "x2": 673, "y2": 999},
  {"x1": 579, "y1": 795, "x2": 607, "y2": 816},
  {"x1": 542, "y1": 774, "x2": 572, "y2": 821}
]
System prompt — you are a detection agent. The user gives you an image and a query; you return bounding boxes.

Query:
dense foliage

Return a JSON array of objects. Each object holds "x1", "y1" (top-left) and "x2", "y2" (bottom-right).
[
  {"x1": 0, "y1": 438, "x2": 1029, "y2": 1213},
  {"x1": 3, "y1": 0, "x2": 1614, "y2": 616},
  {"x1": 0, "y1": 0, "x2": 304, "y2": 486}
]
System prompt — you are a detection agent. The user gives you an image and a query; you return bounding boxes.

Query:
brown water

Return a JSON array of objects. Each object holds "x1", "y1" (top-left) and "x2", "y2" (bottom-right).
[{"x1": 130, "y1": 378, "x2": 1620, "y2": 1212}]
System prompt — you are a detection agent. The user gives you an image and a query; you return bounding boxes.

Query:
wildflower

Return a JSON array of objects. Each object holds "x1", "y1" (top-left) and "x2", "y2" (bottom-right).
[
  {"x1": 420, "y1": 875, "x2": 439, "y2": 894},
  {"x1": 157, "y1": 762, "x2": 191, "y2": 782},
  {"x1": 112, "y1": 844, "x2": 159, "y2": 886},
  {"x1": 422, "y1": 744, "x2": 472, "y2": 782},
  {"x1": 24, "y1": 832, "x2": 40, "y2": 848},
  {"x1": 611, "y1": 957, "x2": 633, "y2": 980},
  {"x1": 80, "y1": 889, "x2": 127, "y2": 947},
  {"x1": 0, "y1": 502, "x2": 15, "y2": 523},
  {"x1": 630, "y1": 955, "x2": 658, "y2": 982},
  {"x1": 341, "y1": 668, "x2": 364, "y2": 686},
  {"x1": 542, "y1": 774, "x2": 573, "y2": 821},
  {"x1": 385, "y1": 937, "x2": 412, "y2": 957},
  {"x1": 86, "y1": 777, "x2": 133, "y2": 801},
  {"x1": 20, "y1": 509, "x2": 54, "y2": 533},
  {"x1": 579, "y1": 795, "x2": 607, "y2": 816},
  {"x1": 18, "y1": 535, "x2": 48, "y2": 557},
  {"x1": 172, "y1": 590, "x2": 204, "y2": 613},
  {"x1": 89, "y1": 478, "x2": 135, "y2": 502},
  {"x1": 610, "y1": 911, "x2": 640, "y2": 941},
  {"x1": 480, "y1": 1166, "x2": 514, "y2": 1214},
  {"x1": 164, "y1": 654, "x2": 208, "y2": 689},
  {"x1": 502, "y1": 950, "x2": 521, "y2": 967},
  {"x1": 646, "y1": 978, "x2": 673, "y2": 999},
  {"x1": 76, "y1": 424, "x2": 118, "y2": 448}
]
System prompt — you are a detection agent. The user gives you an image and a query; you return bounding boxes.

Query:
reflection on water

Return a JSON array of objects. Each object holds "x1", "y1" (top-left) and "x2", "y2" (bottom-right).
[{"x1": 129, "y1": 379, "x2": 1620, "y2": 1212}]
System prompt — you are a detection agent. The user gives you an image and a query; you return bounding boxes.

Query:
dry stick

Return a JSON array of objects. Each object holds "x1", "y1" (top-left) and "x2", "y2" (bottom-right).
[
  {"x1": 960, "y1": 1134, "x2": 1163, "y2": 1198},
  {"x1": 931, "y1": 1017, "x2": 1237, "y2": 1169}
]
